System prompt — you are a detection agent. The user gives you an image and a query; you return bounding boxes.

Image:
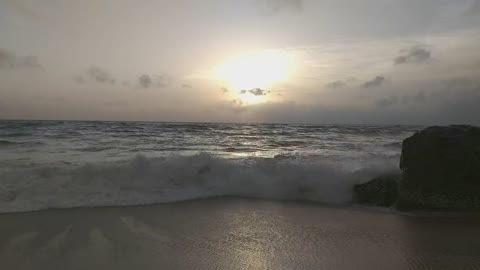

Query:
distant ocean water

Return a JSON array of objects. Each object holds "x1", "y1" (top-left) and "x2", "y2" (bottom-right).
[{"x1": 0, "y1": 120, "x2": 421, "y2": 213}]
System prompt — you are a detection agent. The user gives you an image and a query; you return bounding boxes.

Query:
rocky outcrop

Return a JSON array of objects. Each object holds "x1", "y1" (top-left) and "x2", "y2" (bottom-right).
[
  {"x1": 354, "y1": 125, "x2": 480, "y2": 210},
  {"x1": 397, "y1": 125, "x2": 480, "y2": 210},
  {"x1": 354, "y1": 175, "x2": 399, "y2": 207}
]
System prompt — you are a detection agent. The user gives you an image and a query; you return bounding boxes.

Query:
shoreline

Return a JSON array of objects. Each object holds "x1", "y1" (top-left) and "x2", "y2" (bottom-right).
[{"x1": 2, "y1": 197, "x2": 480, "y2": 218}]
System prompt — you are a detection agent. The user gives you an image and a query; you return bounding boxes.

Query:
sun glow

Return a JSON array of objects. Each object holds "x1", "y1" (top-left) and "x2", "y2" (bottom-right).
[
  {"x1": 238, "y1": 93, "x2": 266, "y2": 104},
  {"x1": 215, "y1": 50, "x2": 294, "y2": 103}
]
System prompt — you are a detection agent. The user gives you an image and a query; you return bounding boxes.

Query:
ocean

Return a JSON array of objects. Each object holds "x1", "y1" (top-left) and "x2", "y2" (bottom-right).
[
  {"x1": 3, "y1": 121, "x2": 480, "y2": 270},
  {"x1": 0, "y1": 120, "x2": 420, "y2": 213}
]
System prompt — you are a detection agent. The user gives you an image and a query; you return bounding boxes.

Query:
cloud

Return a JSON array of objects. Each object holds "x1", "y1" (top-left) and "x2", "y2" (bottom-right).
[
  {"x1": 221, "y1": 87, "x2": 229, "y2": 94},
  {"x1": 137, "y1": 74, "x2": 172, "y2": 89},
  {"x1": 73, "y1": 76, "x2": 86, "y2": 84},
  {"x1": 235, "y1": 79, "x2": 480, "y2": 124},
  {"x1": 362, "y1": 76, "x2": 386, "y2": 88},
  {"x1": 156, "y1": 74, "x2": 172, "y2": 87},
  {"x1": 0, "y1": 48, "x2": 41, "y2": 69},
  {"x1": 394, "y1": 46, "x2": 431, "y2": 65},
  {"x1": 375, "y1": 91, "x2": 426, "y2": 108},
  {"x1": 219, "y1": 99, "x2": 248, "y2": 114},
  {"x1": 325, "y1": 80, "x2": 347, "y2": 89},
  {"x1": 249, "y1": 88, "x2": 268, "y2": 96},
  {"x1": 325, "y1": 77, "x2": 358, "y2": 89},
  {"x1": 402, "y1": 90, "x2": 427, "y2": 104},
  {"x1": 0, "y1": 50, "x2": 16, "y2": 68},
  {"x1": 370, "y1": 77, "x2": 480, "y2": 125},
  {"x1": 376, "y1": 96, "x2": 399, "y2": 108},
  {"x1": 138, "y1": 74, "x2": 153, "y2": 88},
  {"x1": 87, "y1": 66, "x2": 116, "y2": 84},
  {"x1": 431, "y1": 78, "x2": 480, "y2": 124},
  {"x1": 239, "y1": 88, "x2": 268, "y2": 96},
  {"x1": 443, "y1": 77, "x2": 479, "y2": 91},
  {"x1": 182, "y1": 83, "x2": 193, "y2": 89}
]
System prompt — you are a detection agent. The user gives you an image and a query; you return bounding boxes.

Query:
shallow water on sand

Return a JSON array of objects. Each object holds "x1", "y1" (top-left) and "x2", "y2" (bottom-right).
[{"x1": 1, "y1": 199, "x2": 479, "y2": 270}]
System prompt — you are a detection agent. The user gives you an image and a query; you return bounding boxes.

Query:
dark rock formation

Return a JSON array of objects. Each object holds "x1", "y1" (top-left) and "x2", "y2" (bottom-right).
[
  {"x1": 397, "y1": 125, "x2": 480, "y2": 210},
  {"x1": 354, "y1": 125, "x2": 480, "y2": 210},
  {"x1": 354, "y1": 175, "x2": 399, "y2": 207}
]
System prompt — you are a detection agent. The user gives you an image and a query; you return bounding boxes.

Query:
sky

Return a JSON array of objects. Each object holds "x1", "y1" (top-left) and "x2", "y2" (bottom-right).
[{"x1": 1, "y1": 0, "x2": 480, "y2": 125}]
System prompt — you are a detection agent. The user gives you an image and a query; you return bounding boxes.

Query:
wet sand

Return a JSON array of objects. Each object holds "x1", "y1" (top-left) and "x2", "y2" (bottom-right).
[{"x1": 1, "y1": 198, "x2": 480, "y2": 270}]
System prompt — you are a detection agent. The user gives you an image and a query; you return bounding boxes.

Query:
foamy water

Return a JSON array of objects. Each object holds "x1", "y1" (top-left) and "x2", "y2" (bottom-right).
[{"x1": 0, "y1": 120, "x2": 421, "y2": 213}]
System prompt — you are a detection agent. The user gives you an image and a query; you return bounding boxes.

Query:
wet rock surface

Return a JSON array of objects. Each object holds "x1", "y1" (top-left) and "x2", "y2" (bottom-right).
[{"x1": 355, "y1": 125, "x2": 480, "y2": 210}]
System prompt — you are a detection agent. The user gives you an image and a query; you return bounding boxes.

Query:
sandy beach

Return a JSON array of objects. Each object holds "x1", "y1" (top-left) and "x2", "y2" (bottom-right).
[{"x1": 1, "y1": 198, "x2": 479, "y2": 270}]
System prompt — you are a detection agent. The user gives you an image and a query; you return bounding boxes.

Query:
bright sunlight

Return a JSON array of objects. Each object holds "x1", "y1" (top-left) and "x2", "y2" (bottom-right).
[{"x1": 215, "y1": 50, "x2": 294, "y2": 104}]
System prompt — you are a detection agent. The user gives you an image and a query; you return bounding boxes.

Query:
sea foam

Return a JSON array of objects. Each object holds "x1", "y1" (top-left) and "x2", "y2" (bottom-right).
[{"x1": 0, "y1": 153, "x2": 398, "y2": 213}]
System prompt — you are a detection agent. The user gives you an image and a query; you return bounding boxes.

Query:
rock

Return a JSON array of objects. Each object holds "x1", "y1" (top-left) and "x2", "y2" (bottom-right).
[
  {"x1": 354, "y1": 175, "x2": 399, "y2": 207},
  {"x1": 398, "y1": 125, "x2": 480, "y2": 210}
]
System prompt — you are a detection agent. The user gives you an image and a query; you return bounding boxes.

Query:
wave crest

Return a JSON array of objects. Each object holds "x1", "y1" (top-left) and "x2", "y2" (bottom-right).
[{"x1": 0, "y1": 153, "x2": 398, "y2": 213}]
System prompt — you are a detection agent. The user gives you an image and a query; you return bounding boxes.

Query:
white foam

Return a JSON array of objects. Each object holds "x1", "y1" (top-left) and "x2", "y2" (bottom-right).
[{"x1": 0, "y1": 153, "x2": 399, "y2": 213}]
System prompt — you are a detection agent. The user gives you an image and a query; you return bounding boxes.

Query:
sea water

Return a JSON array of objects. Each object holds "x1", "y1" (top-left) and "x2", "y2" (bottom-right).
[{"x1": 0, "y1": 120, "x2": 421, "y2": 213}]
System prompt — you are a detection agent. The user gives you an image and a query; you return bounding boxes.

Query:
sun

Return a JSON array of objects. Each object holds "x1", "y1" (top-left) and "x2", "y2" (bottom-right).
[
  {"x1": 215, "y1": 50, "x2": 294, "y2": 103},
  {"x1": 237, "y1": 92, "x2": 266, "y2": 104}
]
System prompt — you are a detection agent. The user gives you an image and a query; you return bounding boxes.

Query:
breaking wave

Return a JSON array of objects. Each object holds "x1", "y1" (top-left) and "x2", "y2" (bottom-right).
[{"x1": 0, "y1": 153, "x2": 398, "y2": 213}]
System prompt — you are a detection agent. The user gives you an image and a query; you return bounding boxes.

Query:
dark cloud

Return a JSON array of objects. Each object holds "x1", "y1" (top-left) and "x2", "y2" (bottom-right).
[
  {"x1": 155, "y1": 74, "x2": 172, "y2": 87},
  {"x1": 402, "y1": 90, "x2": 427, "y2": 104},
  {"x1": 249, "y1": 88, "x2": 268, "y2": 96},
  {"x1": 73, "y1": 76, "x2": 86, "y2": 84},
  {"x1": 15, "y1": 55, "x2": 41, "y2": 68},
  {"x1": 369, "y1": 77, "x2": 480, "y2": 124},
  {"x1": 376, "y1": 96, "x2": 399, "y2": 108},
  {"x1": 375, "y1": 91, "x2": 426, "y2": 108},
  {"x1": 362, "y1": 76, "x2": 386, "y2": 88},
  {"x1": 0, "y1": 49, "x2": 16, "y2": 68},
  {"x1": 240, "y1": 81, "x2": 480, "y2": 124},
  {"x1": 137, "y1": 74, "x2": 172, "y2": 89},
  {"x1": 432, "y1": 77, "x2": 480, "y2": 124},
  {"x1": 394, "y1": 46, "x2": 431, "y2": 65},
  {"x1": 325, "y1": 77, "x2": 358, "y2": 89},
  {"x1": 443, "y1": 77, "x2": 479, "y2": 91},
  {"x1": 87, "y1": 66, "x2": 116, "y2": 84},
  {"x1": 239, "y1": 88, "x2": 268, "y2": 96},
  {"x1": 325, "y1": 80, "x2": 347, "y2": 89},
  {"x1": 0, "y1": 48, "x2": 41, "y2": 69},
  {"x1": 138, "y1": 74, "x2": 153, "y2": 88},
  {"x1": 375, "y1": 79, "x2": 476, "y2": 111}
]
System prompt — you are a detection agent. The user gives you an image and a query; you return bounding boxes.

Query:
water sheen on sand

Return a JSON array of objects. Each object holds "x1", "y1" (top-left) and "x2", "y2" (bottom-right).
[{"x1": 1, "y1": 198, "x2": 479, "y2": 270}]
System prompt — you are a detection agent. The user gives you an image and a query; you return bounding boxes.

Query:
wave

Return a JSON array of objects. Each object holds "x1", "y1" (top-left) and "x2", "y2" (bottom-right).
[
  {"x1": 0, "y1": 132, "x2": 32, "y2": 137},
  {"x1": 0, "y1": 153, "x2": 399, "y2": 213},
  {"x1": 77, "y1": 145, "x2": 117, "y2": 152},
  {"x1": 0, "y1": 140, "x2": 45, "y2": 148},
  {"x1": 383, "y1": 142, "x2": 403, "y2": 149},
  {"x1": 0, "y1": 140, "x2": 15, "y2": 146}
]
